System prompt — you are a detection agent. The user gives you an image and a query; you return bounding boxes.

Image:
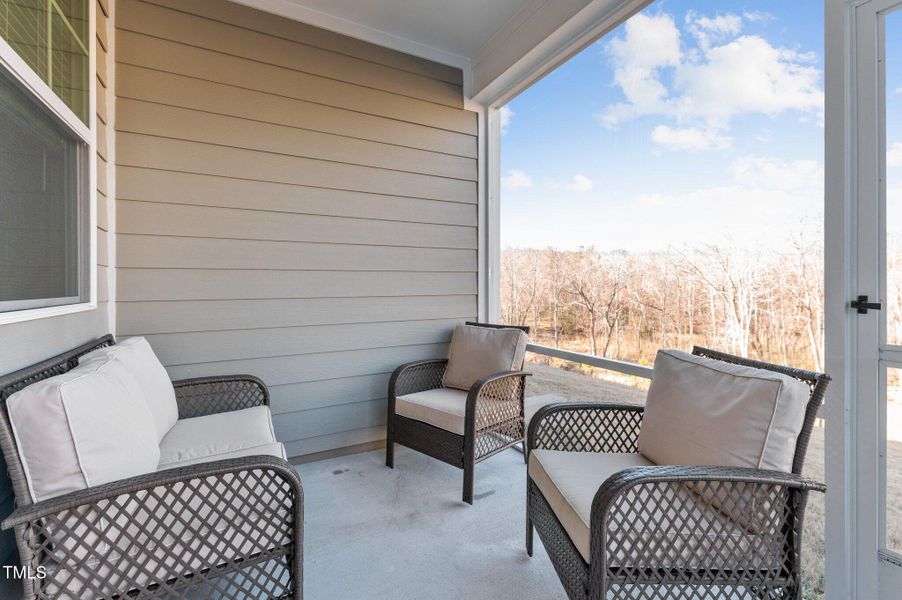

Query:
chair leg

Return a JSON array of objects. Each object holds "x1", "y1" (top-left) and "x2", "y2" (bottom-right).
[
  {"x1": 385, "y1": 441, "x2": 394, "y2": 468},
  {"x1": 522, "y1": 441, "x2": 528, "y2": 464},
  {"x1": 526, "y1": 515, "x2": 534, "y2": 557},
  {"x1": 462, "y1": 461, "x2": 474, "y2": 504},
  {"x1": 385, "y1": 420, "x2": 394, "y2": 468}
]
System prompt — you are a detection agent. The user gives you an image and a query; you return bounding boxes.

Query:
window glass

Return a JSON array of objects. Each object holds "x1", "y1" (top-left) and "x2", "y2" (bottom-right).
[
  {"x1": 0, "y1": 66, "x2": 86, "y2": 309},
  {"x1": 1, "y1": 0, "x2": 90, "y2": 123}
]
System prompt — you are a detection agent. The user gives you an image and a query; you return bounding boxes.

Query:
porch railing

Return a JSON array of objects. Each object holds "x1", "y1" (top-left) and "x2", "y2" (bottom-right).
[{"x1": 525, "y1": 343, "x2": 654, "y2": 379}]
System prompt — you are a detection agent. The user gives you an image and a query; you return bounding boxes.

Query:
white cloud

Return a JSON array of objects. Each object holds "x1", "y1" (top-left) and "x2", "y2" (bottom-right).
[
  {"x1": 674, "y1": 36, "x2": 822, "y2": 127},
  {"x1": 894, "y1": 87, "x2": 902, "y2": 95},
  {"x1": 889, "y1": 142, "x2": 902, "y2": 168},
  {"x1": 562, "y1": 174, "x2": 594, "y2": 193},
  {"x1": 499, "y1": 105, "x2": 514, "y2": 135},
  {"x1": 501, "y1": 169, "x2": 533, "y2": 190},
  {"x1": 543, "y1": 174, "x2": 595, "y2": 193},
  {"x1": 600, "y1": 13, "x2": 681, "y2": 127},
  {"x1": 600, "y1": 11, "x2": 823, "y2": 147},
  {"x1": 686, "y1": 12, "x2": 742, "y2": 49},
  {"x1": 743, "y1": 10, "x2": 775, "y2": 24},
  {"x1": 730, "y1": 155, "x2": 823, "y2": 191},
  {"x1": 651, "y1": 124, "x2": 732, "y2": 151}
]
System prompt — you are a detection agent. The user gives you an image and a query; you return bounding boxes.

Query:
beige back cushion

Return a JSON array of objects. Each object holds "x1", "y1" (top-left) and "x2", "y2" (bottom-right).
[
  {"x1": 442, "y1": 325, "x2": 528, "y2": 391},
  {"x1": 638, "y1": 349, "x2": 809, "y2": 472},
  {"x1": 80, "y1": 337, "x2": 179, "y2": 441},
  {"x1": 7, "y1": 355, "x2": 161, "y2": 502}
]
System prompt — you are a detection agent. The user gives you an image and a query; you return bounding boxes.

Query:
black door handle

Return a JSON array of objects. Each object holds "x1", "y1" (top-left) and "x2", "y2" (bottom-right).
[{"x1": 850, "y1": 295, "x2": 882, "y2": 314}]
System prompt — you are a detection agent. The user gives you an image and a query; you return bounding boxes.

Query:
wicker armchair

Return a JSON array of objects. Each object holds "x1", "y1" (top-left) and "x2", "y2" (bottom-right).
[
  {"x1": 0, "y1": 336, "x2": 303, "y2": 600},
  {"x1": 386, "y1": 322, "x2": 530, "y2": 504},
  {"x1": 526, "y1": 347, "x2": 829, "y2": 600}
]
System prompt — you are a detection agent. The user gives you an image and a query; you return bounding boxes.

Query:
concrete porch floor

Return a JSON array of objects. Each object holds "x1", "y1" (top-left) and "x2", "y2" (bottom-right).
[{"x1": 297, "y1": 446, "x2": 562, "y2": 599}]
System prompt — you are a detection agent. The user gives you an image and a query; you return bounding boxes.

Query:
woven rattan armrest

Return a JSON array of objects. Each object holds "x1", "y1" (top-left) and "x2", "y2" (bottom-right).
[
  {"x1": 388, "y1": 359, "x2": 449, "y2": 399},
  {"x1": 527, "y1": 402, "x2": 645, "y2": 455},
  {"x1": 3, "y1": 455, "x2": 302, "y2": 529},
  {"x1": 3, "y1": 455, "x2": 303, "y2": 599},
  {"x1": 587, "y1": 465, "x2": 824, "y2": 597},
  {"x1": 171, "y1": 374, "x2": 269, "y2": 419},
  {"x1": 465, "y1": 370, "x2": 531, "y2": 432}
]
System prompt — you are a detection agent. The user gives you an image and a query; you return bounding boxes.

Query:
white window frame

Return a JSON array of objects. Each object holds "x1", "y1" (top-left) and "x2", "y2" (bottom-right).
[{"x1": 0, "y1": 0, "x2": 97, "y2": 326}]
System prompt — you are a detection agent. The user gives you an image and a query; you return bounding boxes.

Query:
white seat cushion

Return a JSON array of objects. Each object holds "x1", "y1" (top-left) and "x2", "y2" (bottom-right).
[
  {"x1": 7, "y1": 355, "x2": 160, "y2": 502},
  {"x1": 395, "y1": 387, "x2": 470, "y2": 434},
  {"x1": 158, "y1": 442, "x2": 287, "y2": 469},
  {"x1": 529, "y1": 450, "x2": 653, "y2": 562},
  {"x1": 638, "y1": 349, "x2": 810, "y2": 472},
  {"x1": 158, "y1": 405, "x2": 279, "y2": 467},
  {"x1": 530, "y1": 450, "x2": 773, "y2": 566},
  {"x1": 80, "y1": 337, "x2": 179, "y2": 442},
  {"x1": 442, "y1": 324, "x2": 528, "y2": 390}
]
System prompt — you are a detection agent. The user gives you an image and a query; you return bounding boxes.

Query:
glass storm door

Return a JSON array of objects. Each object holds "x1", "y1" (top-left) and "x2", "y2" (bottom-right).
[{"x1": 854, "y1": 0, "x2": 902, "y2": 595}]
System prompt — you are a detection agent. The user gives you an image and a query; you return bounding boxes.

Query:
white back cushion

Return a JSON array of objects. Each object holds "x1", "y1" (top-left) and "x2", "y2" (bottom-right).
[
  {"x1": 80, "y1": 337, "x2": 178, "y2": 441},
  {"x1": 442, "y1": 324, "x2": 528, "y2": 390},
  {"x1": 7, "y1": 356, "x2": 161, "y2": 502},
  {"x1": 638, "y1": 349, "x2": 810, "y2": 472}
]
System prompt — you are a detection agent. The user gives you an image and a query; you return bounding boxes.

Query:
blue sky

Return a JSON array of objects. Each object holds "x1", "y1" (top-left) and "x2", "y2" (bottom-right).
[
  {"x1": 887, "y1": 9, "x2": 902, "y2": 241},
  {"x1": 500, "y1": 0, "x2": 857, "y2": 252}
]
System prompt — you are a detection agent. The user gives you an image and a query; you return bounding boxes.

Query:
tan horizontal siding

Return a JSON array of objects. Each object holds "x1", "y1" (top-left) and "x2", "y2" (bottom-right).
[
  {"x1": 117, "y1": 133, "x2": 476, "y2": 203},
  {"x1": 116, "y1": 167, "x2": 477, "y2": 220},
  {"x1": 119, "y1": 296, "x2": 476, "y2": 334},
  {"x1": 274, "y1": 399, "x2": 386, "y2": 444},
  {"x1": 118, "y1": 0, "x2": 462, "y2": 108},
  {"x1": 284, "y1": 427, "x2": 385, "y2": 459},
  {"x1": 164, "y1": 343, "x2": 449, "y2": 386},
  {"x1": 116, "y1": 98, "x2": 476, "y2": 180},
  {"x1": 143, "y1": 320, "x2": 457, "y2": 366},
  {"x1": 116, "y1": 65, "x2": 476, "y2": 157},
  {"x1": 117, "y1": 201, "x2": 477, "y2": 249},
  {"x1": 115, "y1": 31, "x2": 476, "y2": 134},
  {"x1": 116, "y1": 270, "x2": 476, "y2": 302},
  {"x1": 96, "y1": 192, "x2": 109, "y2": 231},
  {"x1": 117, "y1": 235, "x2": 477, "y2": 271},
  {"x1": 145, "y1": 0, "x2": 461, "y2": 85},
  {"x1": 268, "y1": 374, "x2": 391, "y2": 415},
  {"x1": 116, "y1": 0, "x2": 477, "y2": 458},
  {"x1": 96, "y1": 39, "x2": 107, "y2": 85}
]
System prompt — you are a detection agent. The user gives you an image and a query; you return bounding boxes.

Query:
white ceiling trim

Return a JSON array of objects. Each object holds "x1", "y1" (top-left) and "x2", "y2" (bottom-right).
[{"x1": 229, "y1": 0, "x2": 472, "y2": 70}]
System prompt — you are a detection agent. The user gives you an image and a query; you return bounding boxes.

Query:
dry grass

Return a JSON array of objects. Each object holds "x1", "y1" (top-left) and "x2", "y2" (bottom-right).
[{"x1": 524, "y1": 361, "x2": 902, "y2": 600}]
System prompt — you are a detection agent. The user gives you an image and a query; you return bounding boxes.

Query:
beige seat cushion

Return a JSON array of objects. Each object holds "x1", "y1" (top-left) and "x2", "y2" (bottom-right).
[
  {"x1": 7, "y1": 355, "x2": 160, "y2": 502},
  {"x1": 158, "y1": 441, "x2": 287, "y2": 469},
  {"x1": 442, "y1": 324, "x2": 528, "y2": 390},
  {"x1": 530, "y1": 450, "x2": 777, "y2": 567},
  {"x1": 158, "y1": 405, "x2": 279, "y2": 467},
  {"x1": 529, "y1": 450, "x2": 653, "y2": 562},
  {"x1": 395, "y1": 387, "x2": 470, "y2": 434},
  {"x1": 80, "y1": 337, "x2": 179, "y2": 442},
  {"x1": 639, "y1": 349, "x2": 810, "y2": 472}
]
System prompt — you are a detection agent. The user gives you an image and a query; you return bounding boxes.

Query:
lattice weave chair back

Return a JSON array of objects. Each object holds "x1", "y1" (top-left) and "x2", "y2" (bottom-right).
[
  {"x1": 691, "y1": 346, "x2": 831, "y2": 475},
  {"x1": 0, "y1": 335, "x2": 116, "y2": 508}
]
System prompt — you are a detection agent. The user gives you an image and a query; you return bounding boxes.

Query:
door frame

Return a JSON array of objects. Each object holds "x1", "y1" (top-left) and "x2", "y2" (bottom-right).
[{"x1": 826, "y1": 0, "x2": 902, "y2": 597}]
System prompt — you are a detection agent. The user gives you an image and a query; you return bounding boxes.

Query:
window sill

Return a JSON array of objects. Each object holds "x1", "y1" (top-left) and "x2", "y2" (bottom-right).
[{"x1": 0, "y1": 302, "x2": 98, "y2": 327}]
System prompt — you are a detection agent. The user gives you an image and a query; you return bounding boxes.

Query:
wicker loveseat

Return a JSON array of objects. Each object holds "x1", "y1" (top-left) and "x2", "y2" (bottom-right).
[
  {"x1": 526, "y1": 347, "x2": 829, "y2": 600},
  {"x1": 0, "y1": 335, "x2": 303, "y2": 600}
]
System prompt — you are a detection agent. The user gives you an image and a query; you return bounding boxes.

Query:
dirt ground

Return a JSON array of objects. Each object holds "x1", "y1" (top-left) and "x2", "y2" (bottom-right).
[{"x1": 524, "y1": 361, "x2": 902, "y2": 600}]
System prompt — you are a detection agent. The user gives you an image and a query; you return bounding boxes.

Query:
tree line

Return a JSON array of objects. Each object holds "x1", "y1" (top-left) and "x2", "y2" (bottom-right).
[{"x1": 500, "y1": 241, "x2": 826, "y2": 372}]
